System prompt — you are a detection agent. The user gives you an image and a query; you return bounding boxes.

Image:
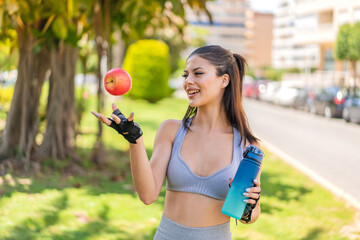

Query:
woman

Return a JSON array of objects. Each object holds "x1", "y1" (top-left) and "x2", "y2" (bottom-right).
[{"x1": 92, "y1": 45, "x2": 262, "y2": 239}]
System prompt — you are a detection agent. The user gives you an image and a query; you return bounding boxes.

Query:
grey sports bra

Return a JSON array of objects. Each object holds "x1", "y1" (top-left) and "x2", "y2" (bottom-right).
[{"x1": 166, "y1": 118, "x2": 243, "y2": 200}]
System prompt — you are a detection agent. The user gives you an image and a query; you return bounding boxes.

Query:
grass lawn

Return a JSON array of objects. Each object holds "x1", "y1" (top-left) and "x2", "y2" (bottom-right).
[{"x1": 0, "y1": 96, "x2": 359, "y2": 240}]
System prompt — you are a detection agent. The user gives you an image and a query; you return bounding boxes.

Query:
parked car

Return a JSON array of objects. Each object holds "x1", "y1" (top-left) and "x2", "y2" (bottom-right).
[
  {"x1": 310, "y1": 86, "x2": 349, "y2": 118},
  {"x1": 243, "y1": 76, "x2": 255, "y2": 98},
  {"x1": 243, "y1": 80, "x2": 269, "y2": 99},
  {"x1": 243, "y1": 82, "x2": 256, "y2": 98},
  {"x1": 292, "y1": 87, "x2": 316, "y2": 110},
  {"x1": 342, "y1": 88, "x2": 360, "y2": 123},
  {"x1": 259, "y1": 81, "x2": 281, "y2": 103},
  {"x1": 254, "y1": 80, "x2": 270, "y2": 99},
  {"x1": 273, "y1": 84, "x2": 301, "y2": 107}
]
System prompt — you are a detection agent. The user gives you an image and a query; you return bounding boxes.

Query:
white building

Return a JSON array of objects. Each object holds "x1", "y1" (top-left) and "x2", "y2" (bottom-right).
[
  {"x1": 272, "y1": 0, "x2": 320, "y2": 70},
  {"x1": 273, "y1": 0, "x2": 360, "y2": 73}
]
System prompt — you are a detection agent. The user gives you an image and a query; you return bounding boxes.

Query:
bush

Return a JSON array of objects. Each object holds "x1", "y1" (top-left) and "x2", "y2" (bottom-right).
[
  {"x1": 123, "y1": 40, "x2": 171, "y2": 102},
  {"x1": 261, "y1": 66, "x2": 284, "y2": 81}
]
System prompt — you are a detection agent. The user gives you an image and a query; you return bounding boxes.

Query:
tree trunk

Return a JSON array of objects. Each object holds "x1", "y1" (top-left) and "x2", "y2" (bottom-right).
[
  {"x1": 75, "y1": 56, "x2": 88, "y2": 137},
  {"x1": 90, "y1": 0, "x2": 110, "y2": 169},
  {"x1": 112, "y1": 30, "x2": 126, "y2": 68},
  {"x1": 350, "y1": 60, "x2": 357, "y2": 89},
  {"x1": 91, "y1": 34, "x2": 106, "y2": 170},
  {"x1": 0, "y1": 25, "x2": 50, "y2": 168},
  {"x1": 36, "y1": 43, "x2": 78, "y2": 161}
]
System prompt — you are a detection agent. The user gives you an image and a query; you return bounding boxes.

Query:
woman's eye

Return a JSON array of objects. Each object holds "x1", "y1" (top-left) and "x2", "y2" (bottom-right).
[{"x1": 182, "y1": 72, "x2": 202, "y2": 79}]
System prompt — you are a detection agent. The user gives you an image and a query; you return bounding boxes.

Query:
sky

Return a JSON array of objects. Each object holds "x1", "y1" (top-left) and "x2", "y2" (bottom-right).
[{"x1": 249, "y1": 0, "x2": 279, "y2": 13}]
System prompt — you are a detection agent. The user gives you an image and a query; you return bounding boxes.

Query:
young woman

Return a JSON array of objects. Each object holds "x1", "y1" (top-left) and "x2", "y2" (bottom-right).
[{"x1": 92, "y1": 45, "x2": 262, "y2": 239}]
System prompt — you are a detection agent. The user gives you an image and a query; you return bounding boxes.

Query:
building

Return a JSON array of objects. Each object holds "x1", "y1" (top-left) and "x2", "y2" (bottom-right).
[
  {"x1": 247, "y1": 11, "x2": 273, "y2": 70},
  {"x1": 273, "y1": 0, "x2": 360, "y2": 72},
  {"x1": 272, "y1": 0, "x2": 320, "y2": 70},
  {"x1": 185, "y1": 0, "x2": 273, "y2": 71},
  {"x1": 294, "y1": 0, "x2": 360, "y2": 72}
]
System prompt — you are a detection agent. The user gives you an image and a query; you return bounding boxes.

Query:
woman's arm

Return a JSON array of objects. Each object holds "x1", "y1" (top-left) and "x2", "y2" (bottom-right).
[
  {"x1": 92, "y1": 105, "x2": 179, "y2": 205},
  {"x1": 128, "y1": 119, "x2": 180, "y2": 204}
]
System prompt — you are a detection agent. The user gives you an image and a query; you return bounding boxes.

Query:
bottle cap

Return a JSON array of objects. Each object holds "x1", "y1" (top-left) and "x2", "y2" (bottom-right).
[{"x1": 247, "y1": 145, "x2": 265, "y2": 158}]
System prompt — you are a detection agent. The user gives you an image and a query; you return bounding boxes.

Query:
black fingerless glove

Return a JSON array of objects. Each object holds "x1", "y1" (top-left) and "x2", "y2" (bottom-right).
[
  {"x1": 240, "y1": 195, "x2": 260, "y2": 223},
  {"x1": 108, "y1": 109, "x2": 143, "y2": 144}
]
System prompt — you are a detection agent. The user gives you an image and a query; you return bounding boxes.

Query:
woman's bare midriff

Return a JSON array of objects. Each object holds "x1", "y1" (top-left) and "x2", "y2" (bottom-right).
[{"x1": 163, "y1": 190, "x2": 230, "y2": 227}]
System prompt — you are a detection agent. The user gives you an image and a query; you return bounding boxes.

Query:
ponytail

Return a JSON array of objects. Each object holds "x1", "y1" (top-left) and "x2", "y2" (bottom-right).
[{"x1": 231, "y1": 53, "x2": 259, "y2": 146}]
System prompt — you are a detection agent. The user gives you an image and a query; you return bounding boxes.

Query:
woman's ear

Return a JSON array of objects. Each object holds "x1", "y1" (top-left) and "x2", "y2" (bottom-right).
[{"x1": 222, "y1": 74, "x2": 230, "y2": 88}]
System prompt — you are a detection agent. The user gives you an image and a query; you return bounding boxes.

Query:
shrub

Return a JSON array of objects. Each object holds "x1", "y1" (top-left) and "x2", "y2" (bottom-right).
[{"x1": 122, "y1": 40, "x2": 171, "y2": 102}]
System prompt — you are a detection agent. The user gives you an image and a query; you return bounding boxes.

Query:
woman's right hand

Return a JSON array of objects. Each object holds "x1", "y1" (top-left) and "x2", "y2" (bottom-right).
[{"x1": 91, "y1": 103, "x2": 143, "y2": 144}]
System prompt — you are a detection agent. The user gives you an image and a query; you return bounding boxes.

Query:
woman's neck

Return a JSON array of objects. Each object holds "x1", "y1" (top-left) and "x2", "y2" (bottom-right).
[{"x1": 192, "y1": 103, "x2": 231, "y2": 133}]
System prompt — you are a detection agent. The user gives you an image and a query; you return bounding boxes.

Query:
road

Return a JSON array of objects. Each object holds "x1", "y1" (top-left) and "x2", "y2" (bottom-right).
[{"x1": 244, "y1": 98, "x2": 360, "y2": 204}]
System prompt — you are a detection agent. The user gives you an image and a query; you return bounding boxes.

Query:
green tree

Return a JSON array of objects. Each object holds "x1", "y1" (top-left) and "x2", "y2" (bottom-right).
[
  {"x1": 0, "y1": 0, "x2": 212, "y2": 170},
  {"x1": 334, "y1": 23, "x2": 360, "y2": 88},
  {"x1": 334, "y1": 24, "x2": 352, "y2": 62},
  {"x1": 0, "y1": 29, "x2": 18, "y2": 71},
  {"x1": 34, "y1": 0, "x2": 91, "y2": 162},
  {"x1": 0, "y1": 0, "x2": 91, "y2": 166},
  {"x1": 90, "y1": 0, "x2": 212, "y2": 167},
  {"x1": 349, "y1": 22, "x2": 360, "y2": 88},
  {"x1": 0, "y1": 0, "x2": 52, "y2": 166}
]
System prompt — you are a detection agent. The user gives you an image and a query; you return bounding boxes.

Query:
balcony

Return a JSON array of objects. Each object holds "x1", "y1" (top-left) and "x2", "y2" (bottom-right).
[
  {"x1": 275, "y1": 7, "x2": 292, "y2": 17},
  {"x1": 295, "y1": 0, "x2": 333, "y2": 15},
  {"x1": 274, "y1": 16, "x2": 294, "y2": 27},
  {"x1": 274, "y1": 27, "x2": 294, "y2": 38},
  {"x1": 293, "y1": 24, "x2": 336, "y2": 44}
]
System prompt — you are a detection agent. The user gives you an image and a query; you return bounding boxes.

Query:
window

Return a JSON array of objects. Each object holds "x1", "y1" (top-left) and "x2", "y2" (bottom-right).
[
  {"x1": 324, "y1": 48, "x2": 335, "y2": 70},
  {"x1": 355, "y1": 8, "x2": 360, "y2": 22},
  {"x1": 338, "y1": 10, "x2": 349, "y2": 24},
  {"x1": 295, "y1": 14, "x2": 317, "y2": 29}
]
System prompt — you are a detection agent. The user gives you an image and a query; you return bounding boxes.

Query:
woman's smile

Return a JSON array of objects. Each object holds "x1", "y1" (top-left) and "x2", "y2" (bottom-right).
[{"x1": 187, "y1": 88, "x2": 201, "y2": 98}]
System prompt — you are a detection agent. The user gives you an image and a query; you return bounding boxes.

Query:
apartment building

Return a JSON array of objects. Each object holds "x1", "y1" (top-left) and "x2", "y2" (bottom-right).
[
  {"x1": 273, "y1": 0, "x2": 360, "y2": 72},
  {"x1": 272, "y1": 0, "x2": 320, "y2": 70},
  {"x1": 185, "y1": 0, "x2": 273, "y2": 70},
  {"x1": 246, "y1": 11, "x2": 273, "y2": 70},
  {"x1": 295, "y1": 0, "x2": 360, "y2": 72}
]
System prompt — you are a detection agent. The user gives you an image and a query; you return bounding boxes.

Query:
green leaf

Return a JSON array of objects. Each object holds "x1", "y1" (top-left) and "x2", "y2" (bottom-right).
[
  {"x1": 68, "y1": 0, "x2": 73, "y2": 18},
  {"x1": 32, "y1": 42, "x2": 42, "y2": 55},
  {"x1": 51, "y1": 16, "x2": 68, "y2": 40},
  {"x1": 349, "y1": 22, "x2": 360, "y2": 61},
  {"x1": 334, "y1": 23, "x2": 351, "y2": 60}
]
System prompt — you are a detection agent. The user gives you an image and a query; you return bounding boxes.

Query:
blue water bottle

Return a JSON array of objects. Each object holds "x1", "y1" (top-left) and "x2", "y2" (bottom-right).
[{"x1": 221, "y1": 145, "x2": 264, "y2": 219}]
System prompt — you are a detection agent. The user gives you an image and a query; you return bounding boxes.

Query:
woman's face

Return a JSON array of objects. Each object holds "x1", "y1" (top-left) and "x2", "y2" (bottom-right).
[{"x1": 183, "y1": 55, "x2": 228, "y2": 108}]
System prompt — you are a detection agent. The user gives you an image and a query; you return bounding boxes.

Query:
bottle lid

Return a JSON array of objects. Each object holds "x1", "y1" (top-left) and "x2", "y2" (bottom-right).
[{"x1": 246, "y1": 145, "x2": 265, "y2": 158}]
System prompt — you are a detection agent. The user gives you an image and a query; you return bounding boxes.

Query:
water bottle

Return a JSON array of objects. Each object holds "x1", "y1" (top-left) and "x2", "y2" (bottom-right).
[{"x1": 221, "y1": 145, "x2": 264, "y2": 219}]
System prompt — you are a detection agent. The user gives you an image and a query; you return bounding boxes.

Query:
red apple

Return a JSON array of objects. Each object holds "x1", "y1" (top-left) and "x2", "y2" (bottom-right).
[{"x1": 104, "y1": 68, "x2": 132, "y2": 96}]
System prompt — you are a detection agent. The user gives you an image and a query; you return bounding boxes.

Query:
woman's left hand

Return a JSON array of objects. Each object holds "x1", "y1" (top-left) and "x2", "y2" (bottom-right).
[
  {"x1": 243, "y1": 179, "x2": 261, "y2": 204},
  {"x1": 228, "y1": 178, "x2": 261, "y2": 204}
]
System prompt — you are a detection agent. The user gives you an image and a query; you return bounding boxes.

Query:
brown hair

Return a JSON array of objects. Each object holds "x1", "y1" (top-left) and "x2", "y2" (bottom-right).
[{"x1": 182, "y1": 45, "x2": 259, "y2": 146}]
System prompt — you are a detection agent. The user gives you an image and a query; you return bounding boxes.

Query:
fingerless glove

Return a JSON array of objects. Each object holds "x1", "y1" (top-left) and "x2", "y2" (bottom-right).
[
  {"x1": 240, "y1": 195, "x2": 260, "y2": 223},
  {"x1": 108, "y1": 109, "x2": 143, "y2": 144}
]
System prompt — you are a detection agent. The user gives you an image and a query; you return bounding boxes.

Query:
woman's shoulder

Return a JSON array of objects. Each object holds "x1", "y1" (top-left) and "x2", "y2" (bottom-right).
[
  {"x1": 160, "y1": 119, "x2": 182, "y2": 128},
  {"x1": 157, "y1": 119, "x2": 182, "y2": 142}
]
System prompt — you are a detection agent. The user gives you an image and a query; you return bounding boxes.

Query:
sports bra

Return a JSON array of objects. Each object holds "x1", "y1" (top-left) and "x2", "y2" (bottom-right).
[{"x1": 166, "y1": 117, "x2": 243, "y2": 200}]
